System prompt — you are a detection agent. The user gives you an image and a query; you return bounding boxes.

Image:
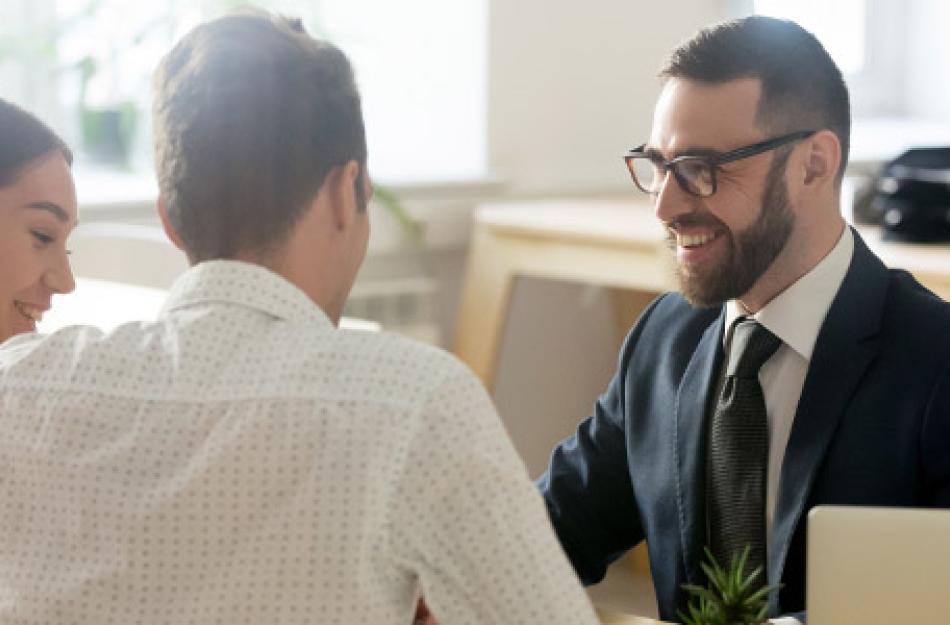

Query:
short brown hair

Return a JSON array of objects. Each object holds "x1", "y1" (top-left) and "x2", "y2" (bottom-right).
[
  {"x1": 153, "y1": 11, "x2": 367, "y2": 262},
  {"x1": 0, "y1": 98, "x2": 72, "y2": 187},
  {"x1": 661, "y1": 16, "x2": 850, "y2": 183}
]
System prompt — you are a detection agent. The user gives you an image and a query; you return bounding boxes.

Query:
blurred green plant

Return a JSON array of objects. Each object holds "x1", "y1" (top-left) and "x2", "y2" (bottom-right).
[
  {"x1": 678, "y1": 546, "x2": 781, "y2": 625},
  {"x1": 373, "y1": 185, "x2": 425, "y2": 245}
]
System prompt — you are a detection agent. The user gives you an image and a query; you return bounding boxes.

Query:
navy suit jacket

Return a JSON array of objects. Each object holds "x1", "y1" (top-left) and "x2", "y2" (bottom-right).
[{"x1": 538, "y1": 231, "x2": 950, "y2": 621}]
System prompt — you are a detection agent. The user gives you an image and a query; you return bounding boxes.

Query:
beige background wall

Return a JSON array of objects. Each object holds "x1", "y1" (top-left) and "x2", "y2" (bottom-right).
[
  {"x1": 488, "y1": 0, "x2": 731, "y2": 197},
  {"x1": 904, "y1": 1, "x2": 950, "y2": 121}
]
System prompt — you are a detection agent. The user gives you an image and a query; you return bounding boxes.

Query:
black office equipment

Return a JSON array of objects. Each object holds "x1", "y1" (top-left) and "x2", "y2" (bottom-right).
[{"x1": 871, "y1": 147, "x2": 950, "y2": 243}]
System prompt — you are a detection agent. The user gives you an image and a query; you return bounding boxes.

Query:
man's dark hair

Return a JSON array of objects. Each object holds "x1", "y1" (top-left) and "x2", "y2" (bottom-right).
[
  {"x1": 661, "y1": 16, "x2": 850, "y2": 183},
  {"x1": 153, "y1": 10, "x2": 367, "y2": 262},
  {"x1": 0, "y1": 98, "x2": 73, "y2": 187}
]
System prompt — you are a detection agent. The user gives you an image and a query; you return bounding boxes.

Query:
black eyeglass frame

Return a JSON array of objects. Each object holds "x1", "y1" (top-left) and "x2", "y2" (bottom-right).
[{"x1": 624, "y1": 129, "x2": 817, "y2": 198}]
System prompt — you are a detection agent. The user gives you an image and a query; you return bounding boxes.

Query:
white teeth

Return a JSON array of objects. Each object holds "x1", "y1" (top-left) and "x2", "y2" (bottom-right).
[
  {"x1": 13, "y1": 301, "x2": 43, "y2": 323},
  {"x1": 678, "y1": 232, "x2": 716, "y2": 248}
]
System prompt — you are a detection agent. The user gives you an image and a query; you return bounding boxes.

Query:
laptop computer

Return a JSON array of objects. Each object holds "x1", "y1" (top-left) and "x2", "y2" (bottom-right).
[{"x1": 807, "y1": 505, "x2": 950, "y2": 625}]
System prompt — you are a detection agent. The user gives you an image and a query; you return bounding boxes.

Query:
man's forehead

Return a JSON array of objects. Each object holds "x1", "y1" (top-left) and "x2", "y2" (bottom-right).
[{"x1": 649, "y1": 77, "x2": 764, "y2": 155}]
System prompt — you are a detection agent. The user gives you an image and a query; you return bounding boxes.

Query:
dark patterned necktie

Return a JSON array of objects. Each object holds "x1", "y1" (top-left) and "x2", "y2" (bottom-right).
[{"x1": 708, "y1": 318, "x2": 781, "y2": 580}]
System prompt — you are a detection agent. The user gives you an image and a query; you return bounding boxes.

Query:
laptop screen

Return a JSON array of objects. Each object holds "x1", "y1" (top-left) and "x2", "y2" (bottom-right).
[{"x1": 807, "y1": 505, "x2": 950, "y2": 625}]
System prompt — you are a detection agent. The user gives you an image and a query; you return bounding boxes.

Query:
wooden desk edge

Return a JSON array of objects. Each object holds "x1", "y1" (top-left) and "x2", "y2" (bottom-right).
[{"x1": 596, "y1": 607, "x2": 672, "y2": 625}]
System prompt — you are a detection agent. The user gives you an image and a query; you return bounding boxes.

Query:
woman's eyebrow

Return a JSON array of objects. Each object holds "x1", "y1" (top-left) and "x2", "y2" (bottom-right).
[{"x1": 23, "y1": 201, "x2": 70, "y2": 223}]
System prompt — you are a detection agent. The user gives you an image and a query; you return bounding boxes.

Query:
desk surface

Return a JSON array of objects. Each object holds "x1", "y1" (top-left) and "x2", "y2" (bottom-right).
[
  {"x1": 596, "y1": 607, "x2": 670, "y2": 625},
  {"x1": 475, "y1": 198, "x2": 666, "y2": 248}
]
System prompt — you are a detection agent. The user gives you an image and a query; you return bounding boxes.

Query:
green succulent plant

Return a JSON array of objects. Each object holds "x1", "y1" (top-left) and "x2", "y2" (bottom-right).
[{"x1": 678, "y1": 546, "x2": 781, "y2": 625}]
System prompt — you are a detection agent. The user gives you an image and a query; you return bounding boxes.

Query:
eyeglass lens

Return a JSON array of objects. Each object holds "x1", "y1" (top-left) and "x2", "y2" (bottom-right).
[{"x1": 628, "y1": 157, "x2": 715, "y2": 197}]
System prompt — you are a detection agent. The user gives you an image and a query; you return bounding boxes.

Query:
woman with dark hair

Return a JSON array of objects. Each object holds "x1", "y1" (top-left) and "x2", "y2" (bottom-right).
[{"x1": 0, "y1": 98, "x2": 77, "y2": 343}]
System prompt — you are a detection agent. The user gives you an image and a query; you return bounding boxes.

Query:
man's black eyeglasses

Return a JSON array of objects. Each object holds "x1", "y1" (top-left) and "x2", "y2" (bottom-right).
[{"x1": 624, "y1": 130, "x2": 816, "y2": 198}]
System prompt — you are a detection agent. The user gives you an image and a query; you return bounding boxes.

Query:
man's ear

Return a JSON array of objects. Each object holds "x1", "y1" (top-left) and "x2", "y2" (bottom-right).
[
  {"x1": 325, "y1": 160, "x2": 362, "y2": 232},
  {"x1": 157, "y1": 197, "x2": 185, "y2": 250},
  {"x1": 801, "y1": 129, "x2": 842, "y2": 188}
]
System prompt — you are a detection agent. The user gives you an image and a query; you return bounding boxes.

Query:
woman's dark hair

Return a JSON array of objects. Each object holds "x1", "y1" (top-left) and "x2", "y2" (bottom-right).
[{"x1": 0, "y1": 98, "x2": 73, "y2": 187}]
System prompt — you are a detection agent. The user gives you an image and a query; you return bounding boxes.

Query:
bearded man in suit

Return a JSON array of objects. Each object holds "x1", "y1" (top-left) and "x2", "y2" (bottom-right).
[{"x1": 539, "y1": 16, "x2": 950, "y2": 624}]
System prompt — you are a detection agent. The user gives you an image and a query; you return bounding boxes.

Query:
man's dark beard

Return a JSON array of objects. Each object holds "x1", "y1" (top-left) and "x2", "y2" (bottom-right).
[{"x1": 674, "y1": 154, "x2": 795, "y2": 308}]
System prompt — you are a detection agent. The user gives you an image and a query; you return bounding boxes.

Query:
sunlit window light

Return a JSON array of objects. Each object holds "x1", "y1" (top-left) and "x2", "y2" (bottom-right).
[{"x1": 2, "y1": 0, "x2": 488, "y2": 184}]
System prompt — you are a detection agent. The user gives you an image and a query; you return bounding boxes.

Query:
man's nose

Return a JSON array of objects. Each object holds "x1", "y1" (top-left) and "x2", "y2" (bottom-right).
[{"x1": 653, "y1": 170, "x2": 694, "y2": 226}]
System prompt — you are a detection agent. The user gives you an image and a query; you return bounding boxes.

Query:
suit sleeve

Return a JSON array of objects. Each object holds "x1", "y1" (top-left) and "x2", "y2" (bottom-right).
[
  {"x1": 536, "y1": 294, "x2": 668, "y2": 585},
  {"x1": 922, "y1": 357, "x2": 950, "y2": 506}
]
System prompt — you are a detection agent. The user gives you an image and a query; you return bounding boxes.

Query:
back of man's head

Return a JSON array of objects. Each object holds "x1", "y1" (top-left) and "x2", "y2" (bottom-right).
[
  {"x1": 153, "y1": 10, "x2": 367, "y2": 263},
  {"x1": 661, "y1": 15, "x2": 850, "y2": 183}
]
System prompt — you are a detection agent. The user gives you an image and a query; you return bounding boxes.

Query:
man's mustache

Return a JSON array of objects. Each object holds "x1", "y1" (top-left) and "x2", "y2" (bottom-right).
[{"x1": 663, "y1": 213, "x2": 725, "y2": 232}]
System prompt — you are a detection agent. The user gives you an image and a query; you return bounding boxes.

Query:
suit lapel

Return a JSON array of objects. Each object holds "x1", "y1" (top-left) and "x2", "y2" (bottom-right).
[
  {"x1": 674, "y1": 308, "x2": 726, "y2": 584},
  {"x1": 769, "y1": 231, "x2": 888, "y2": 609}
]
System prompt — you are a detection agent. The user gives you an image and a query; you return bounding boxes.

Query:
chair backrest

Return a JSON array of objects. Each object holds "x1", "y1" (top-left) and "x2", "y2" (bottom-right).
[{"x1": 69, "y1": 223, "x2": 188, "y2": 289}]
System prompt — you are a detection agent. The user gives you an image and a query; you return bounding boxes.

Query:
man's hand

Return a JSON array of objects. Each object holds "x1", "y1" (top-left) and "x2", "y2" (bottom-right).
[{"x1": 413, "y1": 597, "x2": 439, "y2": 625}]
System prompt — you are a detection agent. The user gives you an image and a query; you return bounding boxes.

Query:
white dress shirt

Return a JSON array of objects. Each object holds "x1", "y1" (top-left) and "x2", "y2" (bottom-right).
[
  {"x1": 723, "y1": 227, "x2": 853, "y2": 624},
  {"x1": 0, "y1": 260, "x2": 599, "y2": 625}
]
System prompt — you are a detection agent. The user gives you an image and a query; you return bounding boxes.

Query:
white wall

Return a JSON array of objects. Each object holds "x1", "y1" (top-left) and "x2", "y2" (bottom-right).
[
  {"x1": 487, "y1": 0, "x2": 730, "y2": 196},
  {"x1": 903, "y1": 0, "x2": 950, "y2": 122}
]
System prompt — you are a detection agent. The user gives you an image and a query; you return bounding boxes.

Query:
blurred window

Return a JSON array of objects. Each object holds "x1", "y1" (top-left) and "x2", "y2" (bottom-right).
[{"x1": 0, "y1": 0, "x2": 487, "y2": 183}]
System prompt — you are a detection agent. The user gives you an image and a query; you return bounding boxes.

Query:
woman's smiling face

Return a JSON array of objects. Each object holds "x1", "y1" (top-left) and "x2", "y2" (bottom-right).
[{"x1": 0, "y1": 151, "x2": 77, "y2": 342}]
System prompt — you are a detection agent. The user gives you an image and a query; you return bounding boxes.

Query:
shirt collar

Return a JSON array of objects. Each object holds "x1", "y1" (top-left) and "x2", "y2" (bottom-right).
[
  {"x1": 724, "y1": 226, "x2": 854, "y2": 360},
  {"x1": 161, "y1": 260, "x2": 333, "y2": 328}
]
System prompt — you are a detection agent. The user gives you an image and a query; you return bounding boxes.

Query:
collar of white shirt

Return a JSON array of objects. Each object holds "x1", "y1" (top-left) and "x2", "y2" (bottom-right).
[
  {"x1": 161, "y1": 259, "x2": 333, "y2": 328},
  {"x1": 724, "y1": 226, "x2": 854, "y2": 360}
]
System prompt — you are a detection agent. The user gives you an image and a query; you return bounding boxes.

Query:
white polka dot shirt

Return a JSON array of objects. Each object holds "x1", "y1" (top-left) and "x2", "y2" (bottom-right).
[{"x1": 0, "y1": 260, "x2": 599, "y2": 625}]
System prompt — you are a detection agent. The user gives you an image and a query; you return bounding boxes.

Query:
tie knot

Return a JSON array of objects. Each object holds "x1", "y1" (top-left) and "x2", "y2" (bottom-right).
[{"x1": 726, "y1": 319, "x2": 781, "y2": 379}]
